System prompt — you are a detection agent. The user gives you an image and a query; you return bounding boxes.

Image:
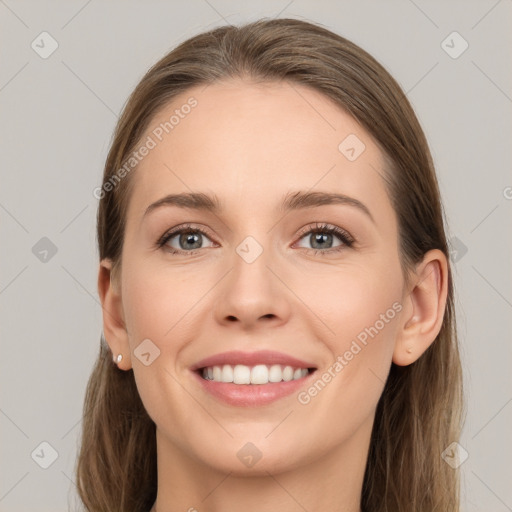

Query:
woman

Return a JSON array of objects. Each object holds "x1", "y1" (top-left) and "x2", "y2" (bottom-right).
[{"x1": 76, "y1": 18, "x2": 464, "y2": 512}]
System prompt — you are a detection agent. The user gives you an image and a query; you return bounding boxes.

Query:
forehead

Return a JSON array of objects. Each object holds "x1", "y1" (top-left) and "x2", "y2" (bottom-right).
[{"x1": 127, "y1": 79, "x2": 393, "y2": 225}]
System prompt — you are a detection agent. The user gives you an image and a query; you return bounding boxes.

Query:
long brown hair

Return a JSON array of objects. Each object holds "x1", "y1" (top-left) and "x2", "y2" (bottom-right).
[{"x1": 76, "y1": 18, "x2": 464, "y2": 512}]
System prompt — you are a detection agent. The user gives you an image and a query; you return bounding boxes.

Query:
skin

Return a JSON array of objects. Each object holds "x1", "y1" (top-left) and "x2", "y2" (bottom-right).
[{"x1": 99, "y1": 79, "x2": 448, "y2": 512}]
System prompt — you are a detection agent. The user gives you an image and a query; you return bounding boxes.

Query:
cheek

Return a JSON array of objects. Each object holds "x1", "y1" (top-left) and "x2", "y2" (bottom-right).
[
  {"x1": 342, "y1": 277, "x2": 402, "y2": 388},
  {"x1": 120, "y1": 265, "x2": 196, "y2": 432},
  {"x1": 291, "y1": 258, "x2": 402, "y2": 343},
  {"x1": 302, "y1": 258, "x2": 403, "y2": 401},
  {"x1": 121, "y1": 260, "x2": 186, "y2": 351},
  {"x1": 295, "y1": 266, "x2": 402, "y2": 432}
]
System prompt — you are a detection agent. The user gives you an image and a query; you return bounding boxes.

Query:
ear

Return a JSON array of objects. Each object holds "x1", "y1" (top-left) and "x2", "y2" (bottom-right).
[
  {"x1": 98, "y1": 259, "x2": 132, "y2": 370},
  {"x1": 392, "y1": 249, "x2": 449, "y2": 366}
]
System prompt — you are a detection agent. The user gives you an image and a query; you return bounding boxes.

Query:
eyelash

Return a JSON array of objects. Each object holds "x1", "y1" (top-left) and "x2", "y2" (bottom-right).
[{"x1": 156, "y1": 222, "x2": 355, "y2": 256}]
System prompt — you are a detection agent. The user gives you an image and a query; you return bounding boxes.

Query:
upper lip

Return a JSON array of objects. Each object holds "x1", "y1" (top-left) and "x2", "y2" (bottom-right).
[{"x1": 191, "y1": 350, "x2": 317, "y2": 371}]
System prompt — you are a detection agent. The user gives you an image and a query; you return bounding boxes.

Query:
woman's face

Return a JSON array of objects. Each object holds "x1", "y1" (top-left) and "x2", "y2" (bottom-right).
[{"x1": 115, "y1": 79, "x2": 406, "y2": 474}]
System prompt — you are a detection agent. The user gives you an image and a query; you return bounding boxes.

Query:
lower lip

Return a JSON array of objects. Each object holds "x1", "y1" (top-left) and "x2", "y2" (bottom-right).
[{"x1": 191, "y1": 370, "x2": 316, "y2": 407}]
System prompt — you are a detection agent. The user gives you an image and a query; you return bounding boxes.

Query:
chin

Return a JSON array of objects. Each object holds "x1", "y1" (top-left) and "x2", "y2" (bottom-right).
[{"x1": 188, "y1": 434, "x2": 310, "y2": 476}]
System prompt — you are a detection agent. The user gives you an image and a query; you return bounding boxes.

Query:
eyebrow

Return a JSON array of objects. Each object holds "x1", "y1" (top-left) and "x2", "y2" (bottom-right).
[{"x1": 143, "y1": 190, "x2": 374, "y2": 223}]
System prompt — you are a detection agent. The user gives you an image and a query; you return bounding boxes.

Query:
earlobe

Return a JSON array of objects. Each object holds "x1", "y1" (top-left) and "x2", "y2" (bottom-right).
[
  {"x1": 98, "y1": 259, "x2": 132, "y2": 370},
  {"x1": 392, "y1": 249, "x2": 448, "y2": 366}
]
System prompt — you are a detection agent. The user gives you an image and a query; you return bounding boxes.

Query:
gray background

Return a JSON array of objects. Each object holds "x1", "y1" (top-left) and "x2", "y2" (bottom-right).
[{"x1": 1, "y1": 1, "x2": 511, "y2": 511}]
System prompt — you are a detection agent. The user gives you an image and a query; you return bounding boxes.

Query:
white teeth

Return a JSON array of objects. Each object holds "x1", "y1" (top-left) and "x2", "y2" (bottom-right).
[
  {"x1": 213, "y1": 365, "x2": 222, "y2": 381},
  {"x1": 250, "y1": 365, "x2": 268, "y2": 384},
  {"x1": 268, "y1": 364, "x2": 282, "y2": 382},
  {"x1": 282, "y1": 366, "x2": 294, "y2": 381},
  {"x1": 201, "y1": 363, "x2": 311, "y2": 384},
  {"x1": 221, "y1": 364, "x2": 234, "y2": 382},
  {"x1": 233, "y1": 364, "x2": 251, "y2": 384}
]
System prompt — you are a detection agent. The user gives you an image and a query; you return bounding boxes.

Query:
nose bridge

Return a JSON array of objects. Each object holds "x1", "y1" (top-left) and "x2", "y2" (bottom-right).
[
  {"x1": 235, "y1": 233, "x2": 267, "y2": 266},
  {"x1": 213, "y1": 226, "x2": 290, "y2": 326},
  {"x1": 229, "y1": 230, "x2": 275, "y2": 295},
  {"x1": 226, "y1": 203, "x2": 275, "y2": 268}
]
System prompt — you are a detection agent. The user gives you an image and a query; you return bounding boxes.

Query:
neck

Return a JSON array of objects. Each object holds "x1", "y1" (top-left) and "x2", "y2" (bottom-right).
[{"x1": 150, "y1": 416, "x2": 373, "y2": 512}]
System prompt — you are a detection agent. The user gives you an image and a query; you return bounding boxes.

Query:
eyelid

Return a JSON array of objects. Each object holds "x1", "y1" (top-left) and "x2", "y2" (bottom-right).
[
  {"x1": 157, "y1": 221, "x2": 355, "y2": 255},
  {"x1": 294, "y1": 222, "x2": 354, "y2": 245},
  {"x1": 156, "y1": 223, "x2": 216, "y2": 249}
]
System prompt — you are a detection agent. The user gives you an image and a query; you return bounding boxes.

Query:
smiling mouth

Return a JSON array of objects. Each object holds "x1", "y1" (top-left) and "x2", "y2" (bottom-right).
[{"x1": 198, "y1": 364, "x2": 316, "y2": 385}]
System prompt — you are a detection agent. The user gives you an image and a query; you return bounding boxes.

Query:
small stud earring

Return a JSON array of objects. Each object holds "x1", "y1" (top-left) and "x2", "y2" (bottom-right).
[{"x1": 114, "y1": 354, "x2": 123, "y2": 364}]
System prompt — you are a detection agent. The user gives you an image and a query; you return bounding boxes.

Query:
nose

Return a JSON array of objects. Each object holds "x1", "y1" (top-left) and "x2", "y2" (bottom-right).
[{"x1": 213, "y1": 238, "x2": 292, "y2": 330}]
